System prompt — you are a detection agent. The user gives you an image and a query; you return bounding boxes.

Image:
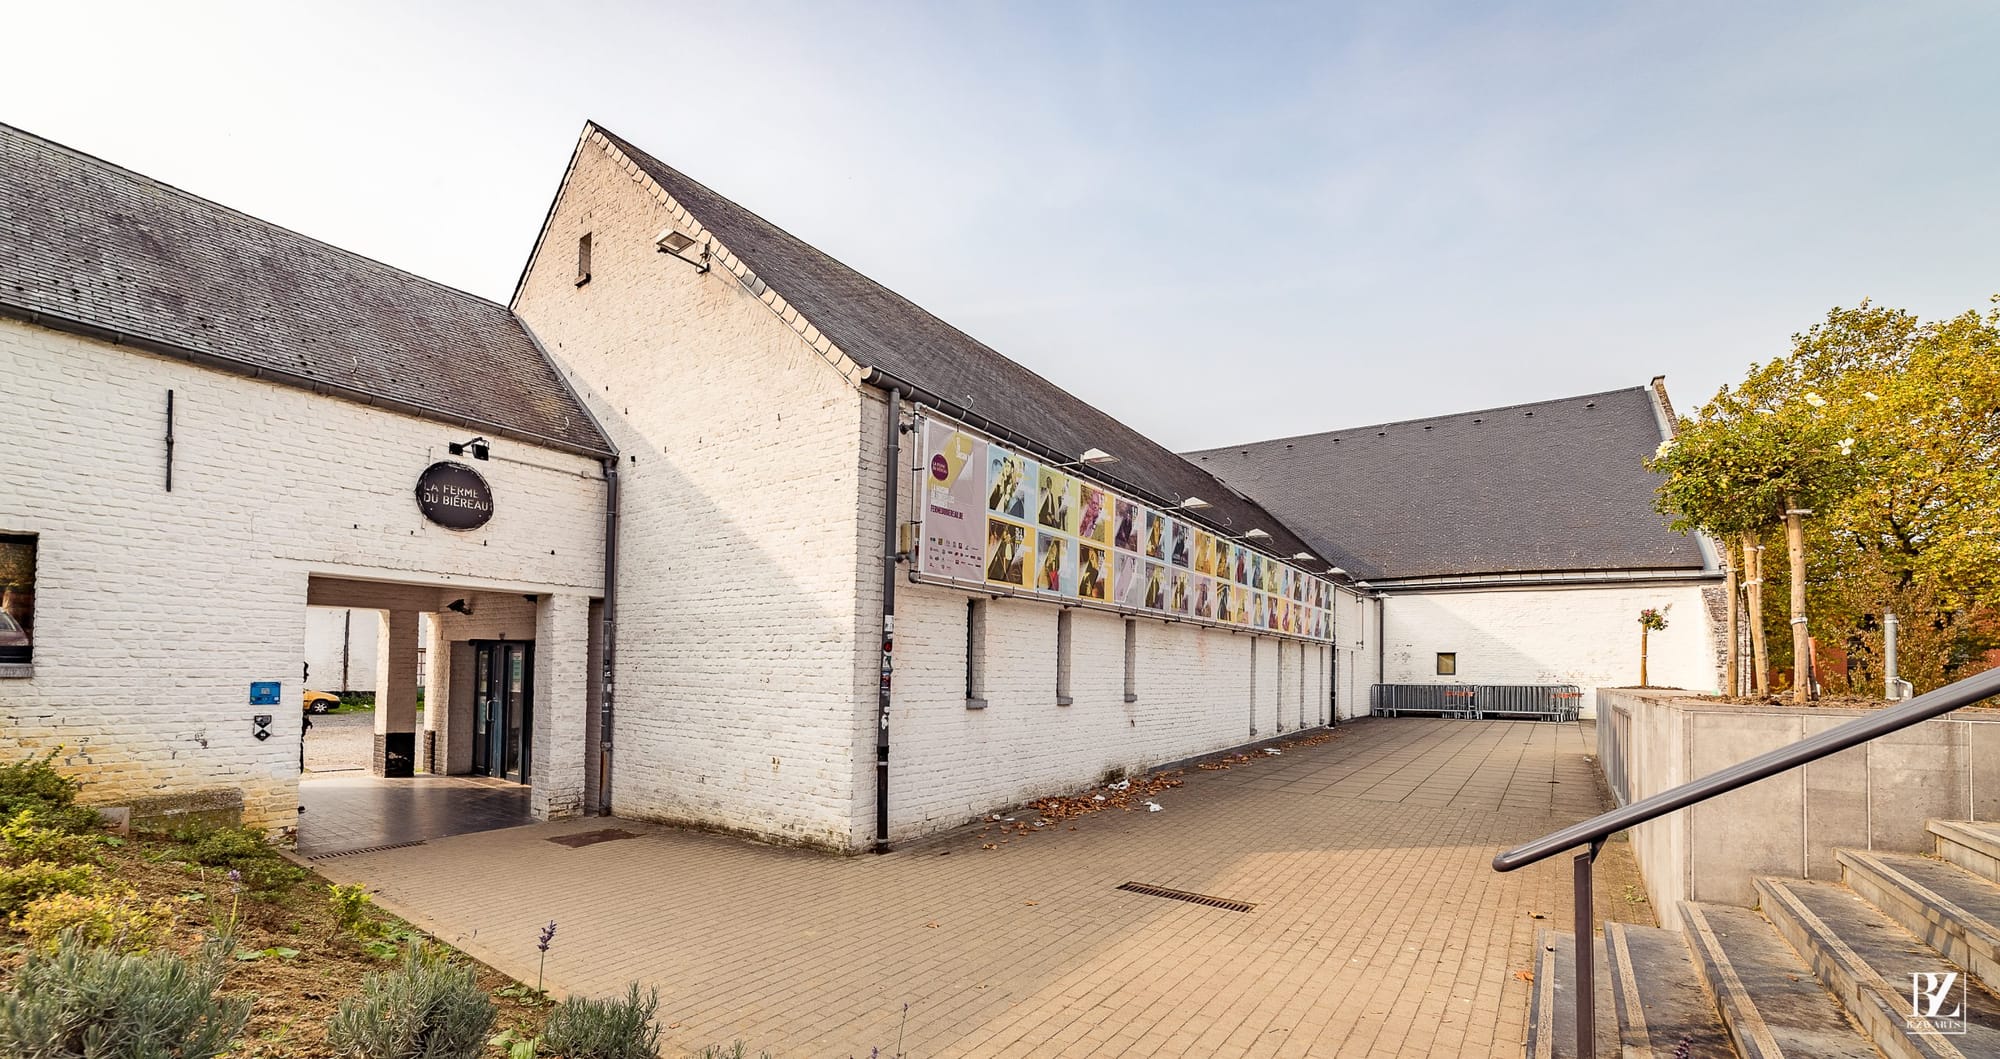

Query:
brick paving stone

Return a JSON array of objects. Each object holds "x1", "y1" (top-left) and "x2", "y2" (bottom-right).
[{"x1": 316, "y1": 718, "x2": 1622, "y2": 1058}]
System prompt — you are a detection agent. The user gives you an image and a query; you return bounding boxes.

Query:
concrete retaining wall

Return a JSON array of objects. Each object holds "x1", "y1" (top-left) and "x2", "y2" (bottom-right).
[{"x1": 1599, "y1": 688, "x2": 2000, "y2": 909}]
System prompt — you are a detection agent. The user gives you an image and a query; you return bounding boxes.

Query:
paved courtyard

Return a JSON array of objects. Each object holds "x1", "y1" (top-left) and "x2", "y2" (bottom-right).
[{"x1": 312, "y1": 718, "x2": 1628, "y2": 1058}]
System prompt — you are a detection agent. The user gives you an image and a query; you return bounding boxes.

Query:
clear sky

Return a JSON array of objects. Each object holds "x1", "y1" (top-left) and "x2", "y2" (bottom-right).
[{"x1": 5, "y1": 1, "x2": 1995, "y2": 450}]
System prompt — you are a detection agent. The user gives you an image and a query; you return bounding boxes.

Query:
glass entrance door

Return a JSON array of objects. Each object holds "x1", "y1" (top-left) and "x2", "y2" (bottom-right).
[{"x1": 470, "y1": 641, "x2": 533, "y2": 784}]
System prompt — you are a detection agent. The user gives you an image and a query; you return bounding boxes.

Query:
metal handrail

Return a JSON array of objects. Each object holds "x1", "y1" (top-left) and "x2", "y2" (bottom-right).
[{"x1": 1493, "y1": 664, "x2": 2000, "y2": 1058}]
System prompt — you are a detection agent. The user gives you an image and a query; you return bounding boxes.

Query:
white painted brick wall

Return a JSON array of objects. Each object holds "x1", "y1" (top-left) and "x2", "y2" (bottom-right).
[
  {"x1": 0, "y1": 319, "x2": 605, "y2": 826},
  {"x1": 531, "y1": 593, "x2": 590, "y2": 818},
  {"x1": 514, "y1": 138, "x2": 873, "y2": 849},
  {"x1": 1380, "y1": 583, "x2": 1721, "y2": 716},
  {"x1": 303, "y1": 607, "x2": 381, "y2": 693},
  {"x1": 882, "y1": 584, "x2": 1336, "y2": 839}
]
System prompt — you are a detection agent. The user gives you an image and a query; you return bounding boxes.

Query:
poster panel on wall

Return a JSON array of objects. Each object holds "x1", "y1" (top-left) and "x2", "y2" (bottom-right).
[
  {"x1": 1079, "y1": 542, "x2": 1110, "y2": 601},
  {"x1": 918, "y1": 412, "x2": 1335, "y2": 641},
  {"x1": 985, "y1": 517, "x2": 1030, "y2": 587},
  {"x1": 1114, "y1": 552, "x2": 1144, "y2": 608},
  {"x1": 919, "y1": 422, "x2": 988, "y2": 581}
]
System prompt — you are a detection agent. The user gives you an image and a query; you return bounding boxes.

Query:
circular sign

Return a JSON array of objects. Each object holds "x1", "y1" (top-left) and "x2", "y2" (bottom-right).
[
  {"x1": 414, "y1": 461, "x2": 494, "y2": 530},
  {"x1": 930, "y1": 454, "x2": 949, "y2": 481}
]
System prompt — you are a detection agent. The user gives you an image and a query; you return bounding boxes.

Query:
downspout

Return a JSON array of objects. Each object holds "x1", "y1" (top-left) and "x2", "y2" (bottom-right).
[
  {"x1": 875, "y1": 388, "x2": 903, "y2": 853},
  {"x1": 1328, "y1": 599, "x2": 1339, "y2": 727},
  {"x1": 596, "y1": 457, "x2": 620, "y2": 814},
  {"x1": 1328, "y1": 640, "x2": 1338, "y2": 728},
  {"x1": 1375, "y1": 593, "x2": 1387, "y2": 692}
]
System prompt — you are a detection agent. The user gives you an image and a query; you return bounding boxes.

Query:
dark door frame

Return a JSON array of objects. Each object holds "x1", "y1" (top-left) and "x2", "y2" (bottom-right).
[{"x1": 470, "y1": 640, "x2": 534, "y2": 785}]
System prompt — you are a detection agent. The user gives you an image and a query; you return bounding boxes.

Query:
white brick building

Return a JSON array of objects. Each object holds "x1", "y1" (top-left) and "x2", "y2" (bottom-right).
[
  {"x1": 0, "y1": 120, "x2": 1717, "y2": 848},
  {"x1": 1187, "y1": 383, "x2": 1727, "y2": 717}
]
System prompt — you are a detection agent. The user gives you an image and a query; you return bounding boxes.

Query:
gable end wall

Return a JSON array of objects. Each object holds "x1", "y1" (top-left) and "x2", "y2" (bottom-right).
[{"x1": 513, "y1": 138, "x2": 875, "y2": 849}]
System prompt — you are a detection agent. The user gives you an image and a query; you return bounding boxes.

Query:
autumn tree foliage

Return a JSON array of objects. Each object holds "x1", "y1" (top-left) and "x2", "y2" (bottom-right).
[{"x1": 1650, "y1": 299, "x2": 2000, "y2": 698}]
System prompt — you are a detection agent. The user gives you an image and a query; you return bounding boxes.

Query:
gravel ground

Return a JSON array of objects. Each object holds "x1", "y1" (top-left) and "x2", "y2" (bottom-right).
[{"x1": 303, "y1": 710, "x2": 374, "y2": 773}]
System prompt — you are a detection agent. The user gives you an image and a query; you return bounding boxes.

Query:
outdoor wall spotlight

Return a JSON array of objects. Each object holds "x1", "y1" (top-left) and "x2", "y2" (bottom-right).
[
  {"x1": 1243, "y1": 528, "x2": 1273, "y2": 541},
  {"x1": 655, "y1": 227, "x2": 711, "y2": 272},
  {"x1": 1176, "y1": 496, "x2": 1213, "y2": 511},
  {"x1": 1328, "y1": 567, "x2": 1348, "y2": 577},
  {"x1": 1054, "y1": 448, "x2": 1120, "y2": 470},
  {"x1": 448, "y1": 437, "x2": 491, "y2": 460},
  {"x1": 1292, "y1": 552, "x2": 1317, "y2": 561},
  {"x1": 446, "y1": 598, "x2": 473, "y2": 615}
]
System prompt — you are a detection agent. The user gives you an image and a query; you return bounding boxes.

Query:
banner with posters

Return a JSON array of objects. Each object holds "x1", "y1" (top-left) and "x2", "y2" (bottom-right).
[
  {"x1": 918, "y1": 421, "x2": 989, "y2": 581},
  {"x1": 916, "y1": 411, "x2": 1333, "y2": 643}
]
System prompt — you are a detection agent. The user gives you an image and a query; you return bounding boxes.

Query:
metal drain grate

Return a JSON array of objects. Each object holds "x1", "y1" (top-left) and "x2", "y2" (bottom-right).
[
  {"x1": 546, "y1": 828, "x2": 638, "y2": 849},
  {"x1": 1116, "y1": 881, "x2": 1256, "y2": 912},
  {"x1": 308, "y1": 840, "x2": 427, "y2": 860}
]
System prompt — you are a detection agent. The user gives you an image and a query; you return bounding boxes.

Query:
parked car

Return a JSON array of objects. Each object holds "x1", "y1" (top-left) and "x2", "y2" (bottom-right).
[
  {"x1": 0, "y1": 611, "x2": 28, "y2": 664},
  {"x1": 302, "y1": 689, "x2": 341, "y2": 714}
]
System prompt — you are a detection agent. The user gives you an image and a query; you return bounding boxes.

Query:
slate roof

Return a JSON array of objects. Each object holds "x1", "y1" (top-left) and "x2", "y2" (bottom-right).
[
  {"x1": 590, "y1": 124, "x2": 1323, "y2": 560},
  {"x1": 0, "y1": 123, "x2": 610, "y2": 456},
  {"x1": 1184, "y1": 387, "x2": 1710, "y2": 581}
]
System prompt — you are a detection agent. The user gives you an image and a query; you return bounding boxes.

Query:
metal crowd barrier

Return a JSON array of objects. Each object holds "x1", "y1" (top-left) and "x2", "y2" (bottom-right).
[{"x1": 1370, "y1": 684, "x2": 1582, "y2": 722}]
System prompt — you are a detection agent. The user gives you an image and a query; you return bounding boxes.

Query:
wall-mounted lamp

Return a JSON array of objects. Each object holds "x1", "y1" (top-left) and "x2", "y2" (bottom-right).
[
  {"x1": 1054, "y1": 448, "x2": 1120, "y2": 470},
  {"x1": 656, "y1": 228, "x2": 711, "y2": 273},
  {"x1": 446, "y1": 598, "x2": 473, "y2": 615},
  {"x1": 1291, "y1": 551, "x2": 1317, "y2": 562},
  {"x1": 448, "y1": 437, "x2": 491, "y2": 461},
  {"x1": 1327, "y1": 566, "x2": 1348, "y2": 577},
  {"x1": 1173, "y1": 496, "x2": 1213, "y2": 512},
  {"x1": 1243, "y1": 528, "x2": 1272, "y2": 541}
]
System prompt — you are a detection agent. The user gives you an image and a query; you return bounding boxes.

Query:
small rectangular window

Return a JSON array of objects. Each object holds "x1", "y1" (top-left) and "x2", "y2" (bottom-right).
[
  {"x1": 0, "y1": 533, "x2": 36, "y2": 673},
  {"x1": 1436, "y1": 652, "x2": 1457, "y2": 676},
  {"x1": 575, "y1": 232, "x2": 592, "y2": 286},
  {"x1": 1055, "y1": 609, "x2": 1074, "y2": 705},
  {"x1": 1248, "y1": 638, "x2": 1259, "y2": 737},
  {"x1": 1122, "y1": 619, "x2": 1138, "y2": 703},
  {"x1": 1275, "y1": 641, "x2": 1286, "y2": 732},
  {"x1": 965, "y1": 599, "x2": 988, "y2": 708}
]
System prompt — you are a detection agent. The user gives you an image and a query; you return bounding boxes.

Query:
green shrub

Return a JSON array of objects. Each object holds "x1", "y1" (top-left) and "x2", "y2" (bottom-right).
[
  {"x1": 11, "y1": 889, "x2": 172, "y2": 952},
  {"x1": 0, "y1": 929, "x2": 251, "y2": 1059},
  {"x1": 1, "y1": 809, "x2": 103, "y2": 868},
  {"x1": 0, "y1": 860, "x2": 97, "y2": 918},
  {"x1": 327, "y1": 944, "x2": 496, "y2": 1059},
  {"x1": 170, "y1": 824, "x2": 306, "y2": 893},
  {"x1": 540, "y1": 984, "x2": 660, "y2": 1059},
  {"x1": 329, "y1": 883, "x2": 376, "y2": 937},
  {"x1": 0, "y1": 751, "x2": 101, "y2": 835}
]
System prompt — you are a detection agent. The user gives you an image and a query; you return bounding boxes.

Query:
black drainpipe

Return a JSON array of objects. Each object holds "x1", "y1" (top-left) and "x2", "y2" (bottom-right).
[
  {"x1": 596, "y1": 457, "x2": 620, "y2": 815},
  {"x1": 875, "y1": 388, "x2": 902, "y2": 853},
  {"x1": 1328, "y1": 631, "x2": 1338, "y2": 728}
]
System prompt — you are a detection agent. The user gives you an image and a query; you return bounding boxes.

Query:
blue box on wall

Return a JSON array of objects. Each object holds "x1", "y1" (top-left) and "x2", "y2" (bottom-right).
[{"x1": 249, "y1": 681, "x2": 280, "y2": 706}]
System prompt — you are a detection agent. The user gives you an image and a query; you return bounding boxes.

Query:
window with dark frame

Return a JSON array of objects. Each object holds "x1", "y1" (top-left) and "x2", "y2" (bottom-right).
[
  {"x1": 965, "y1": 598, "x2": 988, "y2": 708},
  {"x1": 1436, "y1": 652, "x2": 1457, "y2": 676},
  {"x1": 575, "y1": 232, "x2": 592, "y2": 286},
  {"x1": 0, "y1": 533, "x2": 36, "y2": 669}
]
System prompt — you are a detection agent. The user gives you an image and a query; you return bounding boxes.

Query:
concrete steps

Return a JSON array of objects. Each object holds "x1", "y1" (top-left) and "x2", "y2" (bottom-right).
[
  {"x1": 1757, "y1": 875, "x2": 2000, "y2": 1058},
  {"x1": 1929, "y1": 820, "x2": 2000, "y2": 887},
  {"x1": 1680, "y1": 900, "x2": 1876, "y2": 1059},
  {"x1": 1526, "y1": 928, "x2": 1615, "y2": 1059},
  {"x1": 1606, "y1": 919, "x2": 1735, "y2": 1057},
  {"x1": 1527, "y1": 819, "x2": 2000, "y2": 1059}
]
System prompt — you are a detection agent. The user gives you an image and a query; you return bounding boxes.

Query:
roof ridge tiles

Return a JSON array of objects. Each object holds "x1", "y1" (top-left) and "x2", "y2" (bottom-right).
[{"x1": 1187, "y1": 385, "x2": 1648, "y2": 457}]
